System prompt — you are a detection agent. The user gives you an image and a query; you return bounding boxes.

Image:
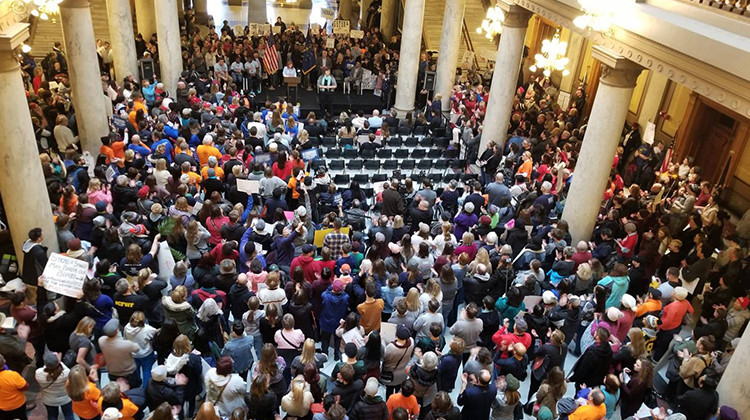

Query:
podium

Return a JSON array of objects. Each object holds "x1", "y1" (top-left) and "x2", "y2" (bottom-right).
[{"x1": 284, "y1": 76, "x2": 301, "y2": 104}]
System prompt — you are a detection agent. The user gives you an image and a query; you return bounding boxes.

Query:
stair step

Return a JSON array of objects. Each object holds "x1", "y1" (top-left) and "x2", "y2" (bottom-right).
[{"x1": 30, "y1": 0, "x2": 112, "y2": 61}]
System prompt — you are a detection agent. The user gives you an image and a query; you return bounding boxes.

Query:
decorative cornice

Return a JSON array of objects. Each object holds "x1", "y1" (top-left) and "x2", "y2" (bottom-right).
[
  {"x1": 497, "y1": 0, "x2": 533, "y2": 28},
  {"x1": 0, "y1": 22, "x2": 28, "y2": 73},
  {"x1": 592, "y1": 45, "x2": 643, "y2": 88},
  {"x1": 512, "y1": 0, "x2": 750, "y2": 118}
]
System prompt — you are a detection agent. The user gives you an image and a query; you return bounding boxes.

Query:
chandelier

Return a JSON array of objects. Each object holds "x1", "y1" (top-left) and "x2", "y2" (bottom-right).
[
  {"x1": 529, "y1": 29, "x2": 569, "y2": 78},
  {"x1": 476, "y1": 5, "x2": 504, "y2": 39},
  {"x1": 21, "y1": 0, "x2": 63, "y2": 22},
  {"x1": 573, "y1": 0, "x2": 617, "y2": 35}
]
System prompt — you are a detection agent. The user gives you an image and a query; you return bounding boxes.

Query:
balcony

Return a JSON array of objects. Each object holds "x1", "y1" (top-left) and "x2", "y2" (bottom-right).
[{"x1": 676, "y1": 0, "x2": 749, "y2": 18}]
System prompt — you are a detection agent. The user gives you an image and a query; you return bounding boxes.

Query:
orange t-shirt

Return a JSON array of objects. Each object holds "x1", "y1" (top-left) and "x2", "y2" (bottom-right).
[
  {"x1": 59, "y1": 195, "x2": 78, "y2": 215},
  {"x1": 0, "y1": 370, "x2": 26, "y2": 411},
  {"x1": 196, "y1": 145, "x2": 222, "y2": 167},
  {"x1": 516, "y1": 160, "x2": 533, "y2": 180},
  {"x1": 569, "y1": 403, "x2": 607, "y2": 420},
  {"x1": 386, "y1": 393, "x2": 420, "y2": 419},
  {"x1": 72, "y1": 382, "x2": 101, "y2": 420},
  {"x1": 128, "y1": 101, "x2": 148, "y2": 126},
  {"x1": 201, "y1": 166, "x2": 225, "y2": 180},
  {"x1": 98, "y1": 397, "x2": 138, "y2": 420},
  {"x1": 357, "y1": 298, "x2": 385, "y2": 334}
]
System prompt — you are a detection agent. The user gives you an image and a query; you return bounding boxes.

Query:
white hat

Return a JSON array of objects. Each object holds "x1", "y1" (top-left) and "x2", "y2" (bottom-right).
[
  {"x1": 364, "y1": 377, "x2": 379, "y2": 396},
  {"x1": 464, "y1": 202, "x2": 475, "y2": 213},
  {"x1": 674, "y1": 287, "x2": 688, "y2": 301},
  {"x1": 296, "y1": 206, "x2": 307, "y2": 217},
  {"x1": 542, "y1": 290, "x2": 557, "y2": 305},
  {"x1": 102, "y1": 408, "x2": 123, "y2": 420},
  {"x1": 606, "y1": 307, "x2": 624, "y2": 322},
  {"x1": 151, "y1": 365, "x2": 167, "y2": 382},
  {"x1": 621, "y1": 294, "x2": 636, "y2": 310}
]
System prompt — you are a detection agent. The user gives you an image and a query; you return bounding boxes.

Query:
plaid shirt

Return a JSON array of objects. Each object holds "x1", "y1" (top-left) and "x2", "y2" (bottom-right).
[{"x1": 323, "y1": 231, "x2": 351, "y2": 260}]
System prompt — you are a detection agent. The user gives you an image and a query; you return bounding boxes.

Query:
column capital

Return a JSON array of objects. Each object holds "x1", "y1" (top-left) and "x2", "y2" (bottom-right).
[
  {"x1": 497, "y1": 0, "x2": 531, "y2": 28},
  {"x1": 592, "y1": 45, "x2": 643, "y2": 88},
  {"x1": 0, "y1": 23, "x2": 29, "y2": 73},
  {"x1": 61, "y1": 0, "x2": 91, "y2": 8}
]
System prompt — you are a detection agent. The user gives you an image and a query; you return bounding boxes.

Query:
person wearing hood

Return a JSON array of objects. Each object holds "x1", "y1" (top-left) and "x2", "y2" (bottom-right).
[
  {"x1": 204, "y1": 356, "x2": 247, "y2": 417},
  {"x1": 123, "y1": 312, "x2": 157, "y2": 387},
  {"x1": 290, "y1": 244, "x2": 318, "y2": 283},
  {"x1": 569, "y1": 327, "x2": 614, "y2": 390},
  {"x1": 22, "y1": 227, "x2": 49, "y2": 306},
  {"x1": 190, "y1": 275, "x2": 227, "y2": 311},
  {"x1": 406, "y1": 351, "x2": 440, "y2": 410},
  {"x1": 463, "y1": 263, "x2": 492, "y2": 306},
  {"x1": 161, "y1": 286, "x2": 197, "y2": 340},
  {"x1": 145, "y1": 365, "x2": 187, "y2": 411},
  {"x1": 597, "y1": 263, "x2": 630, "y2": 309},
  {"x1": 494, "y1": 286, "x2": 527, "y2": 332},
  {"x1": 349, "y1": 377, "x2": 388, "y2": 420},
  {"x1": 164, "y1": 335, "x2": 203, "y2": 418}
]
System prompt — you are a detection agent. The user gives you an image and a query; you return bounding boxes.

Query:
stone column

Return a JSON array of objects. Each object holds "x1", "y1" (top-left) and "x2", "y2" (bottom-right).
[
  {"x1": 562, "y1": 46, "x2": 642, "y2": 243},
  {"x1": 194, "y1": 0, "x2": 208, "y2": 24},
  {"x1": 339, "y1": 0, "x2": 352, "y2": 21},
  {"x1": 154, "y1": 0, "x2": 184, "y2": 94},
  {"x1": 434, "y1": 0, "x2": 466, "y2": 115},
  {"x1": 106, "y1": 0, "x2": 139, "y2": 80},
  {"x1": 480, "y1": 2, "x2": 530, "y2": 151},
  {"x1": 380, "y1": 0, "x2": 397, "y2": 40},
  {"x1": 247, "y1": 0, "x2": 267, "y2": 24},
  {"x1": 717, "y1": 327, "x2": 750, "y2": 415},
  {"x1": 134, "y1": 0, "x2": 157, "y2": 38},
  {"x1": 60, "y1": 0, "x2": 110, "y2": 156},
  {"x1": 360, "y1": 0, "x2": 373, "y2": 29},
  {"x1": 393, "y1": 0, "x2": 426, "y2": 116},
  {"x1": 0, "y1": 23, "x2": 59, "y2": 264}
]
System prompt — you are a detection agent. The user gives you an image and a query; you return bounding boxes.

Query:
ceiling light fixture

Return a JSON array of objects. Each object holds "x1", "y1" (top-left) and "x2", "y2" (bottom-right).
[{"x1": 529, "y1": 29, "x2": 569, "y2": 78}]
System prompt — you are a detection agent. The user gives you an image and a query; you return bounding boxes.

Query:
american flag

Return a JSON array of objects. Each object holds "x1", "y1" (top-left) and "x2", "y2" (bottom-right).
[{"x1": 263, "y1": 34, "x2": 279, "y2": 75}]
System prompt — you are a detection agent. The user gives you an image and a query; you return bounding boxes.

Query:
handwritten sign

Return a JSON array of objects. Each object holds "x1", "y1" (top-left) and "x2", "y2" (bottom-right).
[
  {"x1": 42, "y1": 253, "x2": 89, "y2": 298},
  {"x1": 156, "y1": 241, "x2": 175, "y2": 282},
  {"x1": 350, "y1": 29, "x2": 364, "y2": 39},
  {"x1": 332, "y1": 19, "x2": 350, "y2": 35},
  {"x1": 248, "y1": 23, "x2": 259, "y2": 35},
  {"x1": 261, "y1": 24, "x2": 271, "y2": 35},
  {"x1": 313, "y1": 227, "x2": 351, "y2": 248},
  {"x1": 237, "y1": 179, "x2": 260, "y2": 194},
  {"x1": 321, "y1": 7, "x2": 336, "y2": 20},
  {"x1": 643, "y1": 121, "x2": 656, "y2": 145},
  {"x1": 326, "y1": 37, "x2": 335, "y2": 49},
  {"x1": 272, "y1": 25, "x2": 281, "y2": 34},
  {"x1": 311, "y1": 23, "x2": 321, "y2": 33}
]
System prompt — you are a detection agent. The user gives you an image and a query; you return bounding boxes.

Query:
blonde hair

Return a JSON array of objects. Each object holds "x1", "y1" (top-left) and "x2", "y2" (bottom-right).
[
  {"x1": 129, "y1": 311, "x2": 146, "y2": 328},
  {"x1": 474, "y1": 248, "x2": 491, "y2": 274},
  {"x1": 74, "y1": 316, "x2": 95, "y2": 336},
  {"x1": 65, "y1": 365, "x2": 91, "y2": 401},
  {"x1": 300, "y1": 338, "x2": 317, "y2": 365},
  {"x1": 171, "y1": 285, "x2": 188, "y2": 304},
  {"x1": 405, "y1": 288, "x2": 421, "y2": 312},
  {"x1": 173, "y1": 334, "x2": 191, "y2": 356},
  {"x1": 156, "y1": 158, "x2": 167, "y2": 171},
  {"x1": 425, "y1": 278, "x2": 441, "y2": 298},
  {"x1": 266, "y1": 272, "x2": 280, "y2": 289},
  {"x1": 289, "y1": 376, "x2": 306, "y2": 402},
  {"x1": 88, "y1": 178, "x2": 101, "y2": 191},
  {"x1": 627, "y1": 328, "x2": 646, "y2": 358},
  {"x1": 462, "y1": 231, "x2": 474, "y2": 245}
]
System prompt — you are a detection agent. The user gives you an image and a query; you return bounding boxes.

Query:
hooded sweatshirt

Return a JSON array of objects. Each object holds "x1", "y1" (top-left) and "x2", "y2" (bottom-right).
[
  {"x1": 290, "y1": 254, "x2": 318, "y2": 283},
  {"x1": 162, "y1": 296, "x2": 197, "y2": 339},
  {"x1": 597, "y1": 275, "x2": 630, "y2": 309},
  {"x1": 123, "y1": 323, "x2": 157, "y2": 358},
  {"x1": 204, "y1": 369, "x2": 247, "y2": 416}
]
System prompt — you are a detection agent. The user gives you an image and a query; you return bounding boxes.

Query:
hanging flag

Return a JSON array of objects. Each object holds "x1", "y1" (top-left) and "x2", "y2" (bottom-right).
[
  {"x1": 262, "y1": 34, "x2": 279, "y2": 75},
  {"x1": 302, "y1": 28, "x2": 317, "y2": 75}
]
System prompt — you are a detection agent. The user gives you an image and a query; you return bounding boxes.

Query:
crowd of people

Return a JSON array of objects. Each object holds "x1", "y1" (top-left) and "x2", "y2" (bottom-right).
[{"x1": 3, "y1": 5, "x2": 750, "y2": 420}]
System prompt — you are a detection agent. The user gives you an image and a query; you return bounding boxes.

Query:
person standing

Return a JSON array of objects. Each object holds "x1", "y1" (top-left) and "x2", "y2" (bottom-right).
[
  {"x1": 0, "y1": 354, "x2": 29, "y2": 420},
  {"x1": 35, "y1": 353, "x2": 73, "y2": 420},
  {"x1": 98, "y1": 319, "x2": 140, "y2": 388},
  {"x1": 22, "y1": 227, "x2": 49, "y2": 306},
  {"x1": 457, "y1": 369, "x2": 497, "y2": 420},
  {"x1": 318, "y1": 68, "x2": 336, "y2": 115}
]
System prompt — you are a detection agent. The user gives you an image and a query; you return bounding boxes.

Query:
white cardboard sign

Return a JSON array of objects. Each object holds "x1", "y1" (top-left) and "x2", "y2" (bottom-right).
[{"x1": 42, "y1": 253, "x2": 89, "y2": 298}]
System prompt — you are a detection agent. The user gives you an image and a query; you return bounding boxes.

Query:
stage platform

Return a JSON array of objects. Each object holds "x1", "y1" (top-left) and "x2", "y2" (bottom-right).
[{"x1": 255, "y1": 87, "x2": 387, "y2": 117}]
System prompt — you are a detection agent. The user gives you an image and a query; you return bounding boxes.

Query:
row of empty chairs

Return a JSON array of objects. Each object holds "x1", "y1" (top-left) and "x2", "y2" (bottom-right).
[
  {"x1": 313, "y1": 158, "x2": 467, "y2": 174},
  {"x1": 311, "y1": 135, "x2": 452, "y2": 150},
  {"x1": 329, "y1": 172, "x2": 479, "y2": 187},
  {"x1": 324, "y1": 147, "x2": 455, "y2": 160}
]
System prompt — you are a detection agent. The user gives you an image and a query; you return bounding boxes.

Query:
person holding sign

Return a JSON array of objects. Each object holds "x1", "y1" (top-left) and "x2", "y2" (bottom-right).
[{"x1": 318, "y1": 68, "x2": 336, "y2": 115}]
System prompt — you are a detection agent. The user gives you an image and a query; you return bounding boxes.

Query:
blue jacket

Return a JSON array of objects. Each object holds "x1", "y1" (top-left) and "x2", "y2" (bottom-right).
[
  {"x1": 271, "y1": 230, "x2": 298, "y2": 268},
  {"x1": 320, "y1": 290, "x2": 349, "y2": 332},
  {"x1": 152, "y1": 138, "x2": 174, "y2": 163}
]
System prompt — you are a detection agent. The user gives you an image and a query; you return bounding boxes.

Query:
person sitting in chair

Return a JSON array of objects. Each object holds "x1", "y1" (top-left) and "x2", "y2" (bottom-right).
[{"x1": 344, "y1": 61, "x2": 364, "y2": 94}]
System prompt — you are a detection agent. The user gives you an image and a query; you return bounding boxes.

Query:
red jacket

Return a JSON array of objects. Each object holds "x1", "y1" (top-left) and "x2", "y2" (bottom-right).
[
  {"x1": 492, "y1": 327, "x2": 532, "y2": 356},
  {"x1": 291, "y1": 255, "x2": 318, "y2": 283},
  {"x1": 659, "y1": 300, "x2": 694, "y2": 331}
]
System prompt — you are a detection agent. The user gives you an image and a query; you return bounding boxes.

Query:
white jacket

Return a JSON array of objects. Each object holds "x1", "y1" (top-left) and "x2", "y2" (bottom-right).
[
  {"x1": 204, "y1": 369, "x2": 247, "y2": 416},
  {"x1": 123, "y1": 324, "x2": 157, "y2": 359},
  {"x1": 35, "y1": 364, "x2": 71, "y2": 406}
]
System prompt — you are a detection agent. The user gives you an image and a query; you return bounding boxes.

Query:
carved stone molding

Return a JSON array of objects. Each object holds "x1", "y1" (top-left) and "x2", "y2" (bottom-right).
[
  {"x1": 497, "y1": 0, "x2": 533, "y2": 28},
  {"x1": 0, "y1": 23, "x2": 28, "y2": 73},
  {"x1": 592, "y1": 45, "x2": 643, "y2": 88},
  {"x1": 512, "y1": 0, "x2": 750, "y2": 118}
]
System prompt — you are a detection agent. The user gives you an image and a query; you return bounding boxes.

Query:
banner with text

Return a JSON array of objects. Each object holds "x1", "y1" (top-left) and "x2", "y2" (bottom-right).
[
  {"x1": 332, "y1": 20, "x2": 350, "y2": 35},
  {"x1": 321, "y1": 7, "x2": 336, "y2": 20}
]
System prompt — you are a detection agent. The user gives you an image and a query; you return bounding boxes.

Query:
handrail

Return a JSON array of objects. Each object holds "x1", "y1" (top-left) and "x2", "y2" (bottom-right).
[{"x1": 461, "y1": 18, "x2": 479, "y2": 69}]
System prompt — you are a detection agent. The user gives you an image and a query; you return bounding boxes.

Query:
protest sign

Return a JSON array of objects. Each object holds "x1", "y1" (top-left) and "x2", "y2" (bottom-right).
[
  {"x1": 313, "y1": 227, "x2": 351, "y2": 248},
  {"x1": 460, "y1": 50, "x2": 475, "y2": 69},
  {"x1": 332, "y1": 19, "x2": 350, "y2": 35},
  {"x1": 325, "y1": 37, "x2": 335, "y2": 49},
  {"x1": 157, "y1": 241, "x2": 175, "y2": 282},
  {"x1": 321, "y1": 7, "x2": 336, "y2": 20},
  {"x1": 272, "y1": 25, "x2": 281, "y2": 34},
  {"x1": 237, "y1": 179, "x2": 260, "y2": 194},
  {"x1": 311, "y1": 23, "x2": 321, "y2": 33},
  {"x1": 41, "y1": 253, "x2": 89, "y2": 298},
  {"x1": 350, "y1": 30, "x2": 364, "y2": 39},
  {"x1": 249, "y1": 23, "x2": 259, "y2": 35}
]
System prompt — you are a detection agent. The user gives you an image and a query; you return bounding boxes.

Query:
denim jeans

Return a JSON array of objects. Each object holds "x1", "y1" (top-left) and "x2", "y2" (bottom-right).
[
  {"x1": 45, "y1": 402, "x2": 74, "y2": 420},
  {"x1": 135, "y1": 352, "x2": 156, "y2": 388}
]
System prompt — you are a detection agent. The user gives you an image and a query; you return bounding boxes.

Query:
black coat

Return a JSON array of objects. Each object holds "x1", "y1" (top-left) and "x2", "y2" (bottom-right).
[
  {"x1": 146, "y1": 380, "x2": 185, "y2": 410},
  {"x1": 677, "y1": 388, "x2": 719, "y2": 420},
  {"x1": 569, "y1": 341, "x2": 612, "y2": 387},
  {"x1": 349, "y1": 396, "x2": 388, "y2": 420},
  {"x1": 246, "y1": 392, "x2": 277, "y2": 420},
  {"x1": 22, "y1": 241, "x2": 47, "y2": 286},
  {"x1": 228, "y1": 283, "x2": 255, "y2": 321}
]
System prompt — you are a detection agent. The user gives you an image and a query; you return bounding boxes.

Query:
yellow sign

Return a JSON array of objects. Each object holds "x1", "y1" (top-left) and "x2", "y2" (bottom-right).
[{"x1": 313, "y1": 227, "x2": 351, "y2": 248}]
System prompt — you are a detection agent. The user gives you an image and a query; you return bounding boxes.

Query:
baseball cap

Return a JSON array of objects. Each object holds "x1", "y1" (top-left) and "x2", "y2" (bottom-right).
[
  {"x1": 44, "y1": 352, "x2": 60, "y2": 370},
  {"x1": 332, "y1": 280, "x2": 344, "y2": 293},
  {"x1": 340, "y1": 264, "x2": 351, "y2": 274},
  {"x1": 396, "y1": 325, "x2": 411, "y2": 340},
  {"x1": 95, "y1": 201, "x2": 107, "y2": 212},
  {"x1": 302, "y1": 244, "x2": 315, "y2": 254},
  {"x1": 102, "y1": 318, "x2": 119, "y2": 337},
  {"x1": 102, "y1": 408, "x2": 123, "y2": 420},
  {"x1": 514, "y1": 317, "x2": 528, "y2": 332}
]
